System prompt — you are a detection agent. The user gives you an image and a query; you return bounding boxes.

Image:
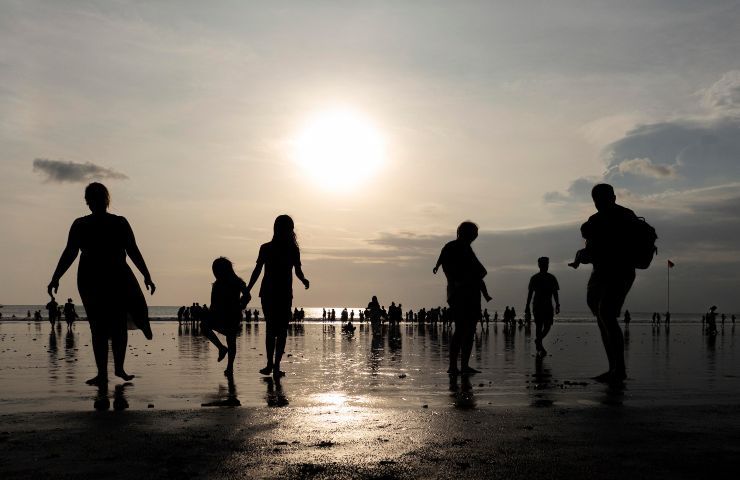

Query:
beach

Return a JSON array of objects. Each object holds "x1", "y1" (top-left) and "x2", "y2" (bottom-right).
[{"x1": 1, "y1": 320, "x2": 739, "y2": 478}]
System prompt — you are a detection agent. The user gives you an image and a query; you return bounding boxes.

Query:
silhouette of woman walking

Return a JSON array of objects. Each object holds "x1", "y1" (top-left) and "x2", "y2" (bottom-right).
[
  {"x1": 246, "y1": 215, "x2": 309, "y2": 378},
  {"x1": 48, "y1": 183, "x2": 155, "y2": 385}
]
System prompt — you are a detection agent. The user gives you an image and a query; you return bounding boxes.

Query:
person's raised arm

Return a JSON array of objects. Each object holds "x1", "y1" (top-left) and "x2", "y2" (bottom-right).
[
  {"x1": 48, "y1": 222, "x2": 81, "y2": 296},
  {"x1": 123, "y1": 218, "x2": 155, "y2": 294},
  {"x1": 553, "y1": 290, "x2": 560, "y2": 315}
]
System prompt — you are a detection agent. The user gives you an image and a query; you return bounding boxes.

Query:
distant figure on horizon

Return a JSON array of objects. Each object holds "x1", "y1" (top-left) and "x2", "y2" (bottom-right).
[
  {"x1": 48, "y1": 182, "x2": 155, "y2": 386},
  {"x1": 201, "y1": 257, "x2": 249, "y2": 376},
  {"x1": 623, "y1": 309, "x2": 631, "y2": 324},
  {"x1": 525, "y1": 257, "x2": 560, "y2": 357},
  {"x1": 569, "y1": 183, "x2": 646, "y2": 383},
  {"x1": 246, "y1": 215, "x2": 309, "y2": 378},
  {"x1": 706, "y1": 306, "x2": 718, "y2": 335},
  {"x1": 665, "y1": 311, "x2": 671, "y2": 323},
  {"x1": 46, "y1": 296, "x2": 58, "y2": 326},
  {"x1": 433, "y1": 221, "x2": 492, "y2": 375},
  {"x1": 367, "y1": 296, "x2": 382, "y2": 325},
  {"x1": 63, "y1": 298, "x2": 78, "y2": 328}
]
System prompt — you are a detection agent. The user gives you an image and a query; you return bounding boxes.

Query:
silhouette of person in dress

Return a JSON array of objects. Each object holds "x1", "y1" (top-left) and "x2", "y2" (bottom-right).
[{"x1": 48, "y1": 183, "x2": 155, "y2": 385}]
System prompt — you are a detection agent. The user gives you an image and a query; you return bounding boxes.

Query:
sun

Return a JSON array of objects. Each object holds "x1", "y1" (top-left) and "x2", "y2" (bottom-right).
[{"x1": 291, "y1": 108, "x2": 386, "y2": 189}]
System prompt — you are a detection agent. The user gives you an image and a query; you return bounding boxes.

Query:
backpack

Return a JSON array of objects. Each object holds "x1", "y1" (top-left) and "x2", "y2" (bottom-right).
[{"x1": 631, "y1": 217, "x2": 658, "y2": 269}]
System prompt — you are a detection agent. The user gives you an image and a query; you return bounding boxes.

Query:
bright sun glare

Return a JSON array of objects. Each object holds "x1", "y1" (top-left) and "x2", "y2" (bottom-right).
[{"x1": 292, "y1": 108, "x2": 386, "y2": 189}]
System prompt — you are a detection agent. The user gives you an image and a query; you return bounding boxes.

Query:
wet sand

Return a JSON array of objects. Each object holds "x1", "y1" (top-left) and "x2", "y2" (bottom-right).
[
  {"x1": 2, "y1": 404, "x2": 739, "y2": 479},
  {"x1": 1, "y1": 321, "x2": 739, "y2": 478}
]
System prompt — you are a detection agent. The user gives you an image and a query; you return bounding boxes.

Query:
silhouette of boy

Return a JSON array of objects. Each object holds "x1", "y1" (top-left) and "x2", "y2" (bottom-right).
[
  {"x1": 574, "y1": 183, "x2": 637, "y2": 383},
  {"x1": 525, "y1": 257, "x2": 560, "y2": 356}
]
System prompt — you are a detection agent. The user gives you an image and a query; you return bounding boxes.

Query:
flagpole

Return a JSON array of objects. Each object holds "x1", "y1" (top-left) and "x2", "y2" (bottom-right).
[{"x1": 667, "y1": 261, "x2": 670, "y2": 314}]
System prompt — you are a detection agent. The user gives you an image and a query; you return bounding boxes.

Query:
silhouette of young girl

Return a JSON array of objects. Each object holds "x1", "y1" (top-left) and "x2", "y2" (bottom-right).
[
  {"x1": 48, "y1": 183, "x2": 155, "y2": 386},
  {"x1": 202, "y1": 257, "x2": 249, "y2": 376},
  {"x1": 246, "y1": 215, "x2": 309, "y2": 377}
]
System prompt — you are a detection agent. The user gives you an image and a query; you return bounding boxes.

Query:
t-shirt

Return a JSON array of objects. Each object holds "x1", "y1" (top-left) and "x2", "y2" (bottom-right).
[
  {"x1": 528, "y1": 272, "x2": 559, "y2": 308},
  {"x1": 580, "y1": 204, "x2": 638, "y2": 271},
  {"x1": 437, "y1": 239, "x2": 487, "y2": 303},
  {"x1": 210, "y1": 277, "x2": 247, "y2": 324},
  {"x1": 257, "y1": 241, "x2": 301, "y2": 299}
]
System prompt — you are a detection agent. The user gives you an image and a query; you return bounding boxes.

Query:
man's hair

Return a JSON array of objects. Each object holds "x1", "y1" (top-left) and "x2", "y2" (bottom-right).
[
  {"x1": 537, "y1": 256, "x2": 549, "y2": 265},
  {"x1": 85, "y1": 182, "x2": 110, "y2": 210},
  {"x1": 457, "y1": 221, "x2": 479, "y2": 241},
  {"x1": 591, "y1": 183, "x2": 615, "y2": 201}
]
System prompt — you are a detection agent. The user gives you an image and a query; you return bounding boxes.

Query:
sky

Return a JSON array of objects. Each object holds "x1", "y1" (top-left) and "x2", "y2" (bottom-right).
[{"x1": 1, "y1": 1, "x2": 739, "y2": 313}]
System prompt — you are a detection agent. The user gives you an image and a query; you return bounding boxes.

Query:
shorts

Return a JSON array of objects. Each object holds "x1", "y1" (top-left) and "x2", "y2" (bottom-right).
[
  {"x1": 449, "y1": 295, "x2": 481, "y2": 335},
  {"x1": 587, "y1": 269, "x2": 635, "y2": 319},
  {"x1": 261, "y1": 297, "x2": 291, "y2": 338},
  {"x1": 532, "y1": 304, "x2": 554, "y2": 326}
]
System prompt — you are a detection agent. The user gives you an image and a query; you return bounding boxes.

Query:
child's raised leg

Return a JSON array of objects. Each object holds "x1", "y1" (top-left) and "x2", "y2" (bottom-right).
[{"x1": 202, "y1": 323, "x2": 228, "y2": 362}]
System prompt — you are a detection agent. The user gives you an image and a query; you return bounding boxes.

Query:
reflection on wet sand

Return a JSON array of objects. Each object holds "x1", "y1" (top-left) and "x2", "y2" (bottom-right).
[
  {"x1": 264, "y1": 377, "x2": 288, "y2": 407},
  {"x1": 1, "y1": 321, "x2": 739, "y2": 412},
  {"x1": 449, "y1": 374, "x2": 475, "y2": 409},
  {"x1": 94, "y1": 382, "x2": 132, "y2": 411},
  {"x1": 202, "y1": 374, "x2": 241, "y2": 407}
]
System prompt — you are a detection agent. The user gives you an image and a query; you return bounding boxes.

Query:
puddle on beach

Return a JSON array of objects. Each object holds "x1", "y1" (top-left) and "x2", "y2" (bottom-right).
[{"x1": 0, "y1": 321, "x2": 738, "y2": 412}]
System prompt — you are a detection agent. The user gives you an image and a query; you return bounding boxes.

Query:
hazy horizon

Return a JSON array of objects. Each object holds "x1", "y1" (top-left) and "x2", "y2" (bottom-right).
[{"x1": 2, "y1": 1, "x2": 740, "y2": 312}]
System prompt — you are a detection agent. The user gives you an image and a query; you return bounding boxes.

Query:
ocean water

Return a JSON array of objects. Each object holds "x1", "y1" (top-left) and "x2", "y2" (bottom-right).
[
  {"x1": 0, "y1": 305, "x2": 719, "y2": 324},
  {"x1": 0, "y1": 320, "x2": 737, "y2": 413}
]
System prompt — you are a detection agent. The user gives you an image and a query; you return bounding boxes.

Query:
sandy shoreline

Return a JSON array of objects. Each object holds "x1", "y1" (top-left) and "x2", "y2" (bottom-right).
[{"x1": 1, "y1": 404, "x2": 738, "y2": 479}]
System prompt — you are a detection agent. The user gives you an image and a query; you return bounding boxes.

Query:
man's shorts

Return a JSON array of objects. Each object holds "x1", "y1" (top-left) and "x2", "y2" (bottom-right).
[
  {"x1": 533, "y1": 304, "x2": 554, "y2": 326},
  {"x1": 587, "y1": 269, "x2": 635, "y2": 319}
]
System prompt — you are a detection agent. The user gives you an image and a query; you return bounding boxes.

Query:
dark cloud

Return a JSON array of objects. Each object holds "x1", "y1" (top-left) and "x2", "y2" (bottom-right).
[
  {"x1": 546, "y1": 71, "x2": 740, "y2": 203},
  {"x1": 32, "y1": 158, "x2": 128, "y2": 183}
]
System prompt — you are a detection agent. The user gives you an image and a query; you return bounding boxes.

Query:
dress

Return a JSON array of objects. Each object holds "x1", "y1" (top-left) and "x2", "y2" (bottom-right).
[
  {"x1": 257, "y1": 241, "x2": 301, "y2": 337},
  {"x1": 208, "y1": 277, "x2": 247, "y2": 336},
  {"x1": 72, "y1": 213, "x2": 152, "y2": 339}
]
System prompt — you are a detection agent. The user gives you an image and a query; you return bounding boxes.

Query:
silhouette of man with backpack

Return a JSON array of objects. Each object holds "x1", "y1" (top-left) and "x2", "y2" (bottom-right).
[{"x1": 570, "y1": 183, "x2": 656, "y2": 383}]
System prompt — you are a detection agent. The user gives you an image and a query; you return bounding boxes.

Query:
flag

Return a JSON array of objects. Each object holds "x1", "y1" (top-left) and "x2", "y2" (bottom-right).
[{"x1": 667, "y1": 260, "x2": 675, "y2": 268}]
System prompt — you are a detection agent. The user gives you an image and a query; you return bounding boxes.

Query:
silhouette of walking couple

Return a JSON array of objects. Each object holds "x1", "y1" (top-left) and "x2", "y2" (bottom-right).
[{"x1": 49, "y1": 182, "x2": 651, "y2": 387}]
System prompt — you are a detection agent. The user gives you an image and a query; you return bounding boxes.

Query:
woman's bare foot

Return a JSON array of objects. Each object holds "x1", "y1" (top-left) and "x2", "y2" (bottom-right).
[
  {"x1": 592, "y1": 371, "x2": 613, "y2": 383},
  {"x1": 259, "y1": 365, "x2": 273, "y2": 375},
  {"x1": 272, "y1": 370, "x2": 285, "y2": 378},
  {"x1": 447, "y1": 366, "x2": 460, "y2": 375},
  {"x1": 85, "y1": 375, "x2": 107, "y2": 386},
  {"x1": 114, "y1": 370, "x2": 135, "y2": 382}
]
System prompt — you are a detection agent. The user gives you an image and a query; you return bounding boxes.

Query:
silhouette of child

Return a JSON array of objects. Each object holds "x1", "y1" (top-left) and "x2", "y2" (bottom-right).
[{"x1": 201, "y1": 257, "x2": 250, "y2": 376}]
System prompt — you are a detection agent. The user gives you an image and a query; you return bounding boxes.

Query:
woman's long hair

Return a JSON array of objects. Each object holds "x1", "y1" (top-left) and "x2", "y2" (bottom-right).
[{"x1": 273, "y1": 214, "x2": 299, "y2": 249}]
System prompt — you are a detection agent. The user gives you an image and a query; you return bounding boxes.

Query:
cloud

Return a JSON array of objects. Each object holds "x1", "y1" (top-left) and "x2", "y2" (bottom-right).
[
  {"x1": 617, "y1": 157, "x2": 676, "y2": 179},
  {"x1": 546, "y1": 71, "x2": 740, "y2": 203},
  {"x1": 543, "y1": 176, "x2": 600, "y2": 203},
  {"x1": 32, "y1": 158, "x2": 128, "y2": 183},
  {"x1": 702, "y1": 70, "x2": 740, "y2": 116}
]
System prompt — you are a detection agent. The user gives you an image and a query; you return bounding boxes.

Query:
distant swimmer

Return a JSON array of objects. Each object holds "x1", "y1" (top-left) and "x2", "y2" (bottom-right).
[
  {"x1": 525, "y1": 257, "x2": 560, "y2": 357},
  {"x1": 246, "y1": 215, "x2": 309, "y2": 379},
  {"x1": 434, "y1": 221, "x2": 492, "y2": 375},
  {"x1": 64, "y1": 298, "x2": 78, "y2": 328},
  {"x1": 706, "y1": 306, "x2": 718, "y2": 335},
  {"x1": 623, "y1": 309, "x2": 631, "y2": 324},
  {"x1": 46, "y1": 296, "x2": 59, "y2": 326}
]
